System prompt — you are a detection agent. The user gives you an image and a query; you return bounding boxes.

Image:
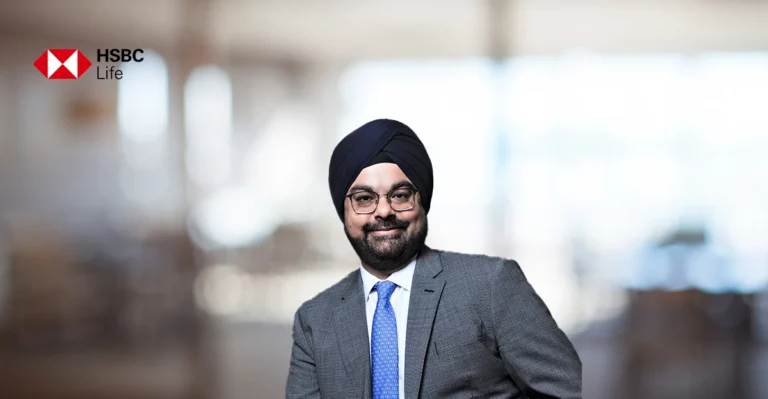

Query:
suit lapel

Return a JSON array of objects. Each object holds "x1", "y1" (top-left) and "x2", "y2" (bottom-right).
[
  {"x1": 405, "y1": 247, "x2": 445, "y2": 399},
  {"x1": 333, "y1": 270, "x2": 372, "y2": 399}
]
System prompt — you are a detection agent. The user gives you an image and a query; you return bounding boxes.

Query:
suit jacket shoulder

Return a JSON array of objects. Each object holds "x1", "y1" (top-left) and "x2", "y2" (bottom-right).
[
  {"x1": 430, "y1": 248, "x2": 526, "y2": 292},
  {"x1": 295, "y1": 268, "x2": 360, "y2": 330}
]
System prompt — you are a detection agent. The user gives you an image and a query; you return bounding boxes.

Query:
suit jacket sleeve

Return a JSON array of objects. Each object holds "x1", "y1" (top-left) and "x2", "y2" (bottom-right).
[
  {"x1": 286, "y1": 306, "x2": 321, "y2": 399},
  {"x1": 491, "y1": 259, "x2": 582, "y2": 399}
]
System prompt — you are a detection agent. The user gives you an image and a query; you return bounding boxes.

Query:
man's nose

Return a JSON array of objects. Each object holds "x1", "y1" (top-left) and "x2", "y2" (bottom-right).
[{"x1": 372, "y1": 197, "x2": 396, "y2": 219}]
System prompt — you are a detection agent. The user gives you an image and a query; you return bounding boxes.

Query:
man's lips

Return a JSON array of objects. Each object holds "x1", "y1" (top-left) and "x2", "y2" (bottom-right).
[{"x1": 368, "y1": 227, "x2": 403, "y2": 235}]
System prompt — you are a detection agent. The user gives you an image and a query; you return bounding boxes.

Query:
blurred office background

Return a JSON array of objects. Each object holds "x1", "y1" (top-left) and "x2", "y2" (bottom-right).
[{"x1": 1, "y1": 0, "x2": 768, "y2": 398}]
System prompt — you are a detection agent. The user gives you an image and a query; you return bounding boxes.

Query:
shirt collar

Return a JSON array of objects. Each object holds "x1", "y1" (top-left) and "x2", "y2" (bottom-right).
[{"x1": 360, "y1": 256, "x2": 417, "y2": 300}]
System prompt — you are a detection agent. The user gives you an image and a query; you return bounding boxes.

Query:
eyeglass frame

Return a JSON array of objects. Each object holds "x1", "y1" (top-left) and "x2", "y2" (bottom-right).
[{"x1": 344, "y1": 186, "x2": 420, "y2": 214}]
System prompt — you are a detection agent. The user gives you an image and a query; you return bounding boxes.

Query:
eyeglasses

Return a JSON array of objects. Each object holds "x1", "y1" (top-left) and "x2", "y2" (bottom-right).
[{"x1": 345, "y1": 187, "x2": 419, "y2": 214}]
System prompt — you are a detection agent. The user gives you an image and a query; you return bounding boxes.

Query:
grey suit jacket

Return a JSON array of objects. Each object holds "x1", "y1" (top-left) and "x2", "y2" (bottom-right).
[{"x1": 286, "y1": 247, "x2": 581, "y2": 398}]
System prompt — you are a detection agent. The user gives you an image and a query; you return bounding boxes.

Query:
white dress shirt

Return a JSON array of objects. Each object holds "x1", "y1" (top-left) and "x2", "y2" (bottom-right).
[{"x1": 360, "y1": 258, "x2": 416, "y2": 399}]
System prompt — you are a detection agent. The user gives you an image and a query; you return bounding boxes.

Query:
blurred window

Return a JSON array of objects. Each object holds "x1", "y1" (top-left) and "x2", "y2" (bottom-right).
[
  {"x1": 118, "y1": 50, "x2": 168, "y2": 144},
  {"x1": 117, "y1": 51, "x2": 176, "y2": 211},
  {"x1": 502, "y1": 51, "x2": 768, "y2": 293},
  {"x1": 185, "y1": 65, "x2": 233, "y2": 191}
]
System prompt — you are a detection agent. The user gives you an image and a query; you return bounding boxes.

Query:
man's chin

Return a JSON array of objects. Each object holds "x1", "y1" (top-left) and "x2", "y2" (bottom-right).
[
  {"x1": 367, "y1": 234, "x2": 402, "y2": 244},
  {"x1": 365, "y1": 240, "x2": 405, "y2": 257}
]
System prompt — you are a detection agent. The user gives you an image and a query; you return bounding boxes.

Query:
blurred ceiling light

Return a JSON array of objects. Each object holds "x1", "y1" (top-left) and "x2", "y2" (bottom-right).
[
  {"x1": 118, "y1": 50, "x2": 168, "y2": 144},
  {"x1": 188, "y1": 186, "x2": 277, "y2": 250},
  {"x1": 185, "y1": 65, "x2": 233, "y2": 190}
]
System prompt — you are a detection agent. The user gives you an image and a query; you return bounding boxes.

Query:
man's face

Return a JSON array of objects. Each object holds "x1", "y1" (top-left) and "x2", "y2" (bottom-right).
[{"x1": 343, "y1": 163, "x2": 428, "y2": 274}]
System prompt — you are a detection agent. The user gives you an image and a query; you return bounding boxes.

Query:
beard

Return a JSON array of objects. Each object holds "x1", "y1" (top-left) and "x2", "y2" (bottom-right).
[{"x1": 344, "y1": 212, "x2": 428, "y2": 275}]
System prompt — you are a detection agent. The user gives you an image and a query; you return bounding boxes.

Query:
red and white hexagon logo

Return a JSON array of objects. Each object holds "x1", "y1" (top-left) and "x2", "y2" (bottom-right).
[{"x1": 33, "y1": 49, "x2": 92, "y2": 79}]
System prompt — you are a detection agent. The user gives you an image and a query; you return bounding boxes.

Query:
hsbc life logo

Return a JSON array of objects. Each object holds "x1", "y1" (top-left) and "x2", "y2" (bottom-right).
[{"x1": 34, "y1": 48, "x2": 144, "y2": 80}]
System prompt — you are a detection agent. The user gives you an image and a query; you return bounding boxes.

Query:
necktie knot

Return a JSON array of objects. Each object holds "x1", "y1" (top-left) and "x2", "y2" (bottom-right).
[{"x1": 374, "y1": 281, "x2": 397, "y2": 302}]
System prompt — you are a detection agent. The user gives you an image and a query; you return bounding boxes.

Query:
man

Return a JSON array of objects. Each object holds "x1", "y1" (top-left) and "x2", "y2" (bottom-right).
[{"x1": 286, "y1": 119, "x2": 581, "y2": 398}]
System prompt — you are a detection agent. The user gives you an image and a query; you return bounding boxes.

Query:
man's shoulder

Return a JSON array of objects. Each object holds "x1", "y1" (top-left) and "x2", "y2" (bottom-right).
[
  {"x1": 433, "y1": 248, "x2": 508, "y2": 264},
  {"x1": 295, "y1": 268, "x2": 359, "y2": 318},
  {"x1": 429, "y1": 247, "x2": 525, "y2": 283},
  {"x1": 432, "y1": 247, "x2": 515, "y2": 270}
]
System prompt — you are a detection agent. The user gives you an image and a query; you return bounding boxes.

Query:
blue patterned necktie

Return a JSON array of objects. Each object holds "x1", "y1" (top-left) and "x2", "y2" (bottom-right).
[{"x1": 371, "y1": 280, "x2": 399, "y2": 399}]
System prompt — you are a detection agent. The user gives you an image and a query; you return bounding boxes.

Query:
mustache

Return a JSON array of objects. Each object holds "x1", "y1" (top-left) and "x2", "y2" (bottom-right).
[{"x1": 362, "y1": 217, "x2": 409, "y2": 233}]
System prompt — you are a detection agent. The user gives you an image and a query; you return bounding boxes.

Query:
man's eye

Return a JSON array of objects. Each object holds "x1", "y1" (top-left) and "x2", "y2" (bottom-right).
[
  {"x1": 355, "y1": 195, "x2": 373, "y2": 202},
  {"x1": 391, "y1": 190, "x2": 412, "y2": 200}
]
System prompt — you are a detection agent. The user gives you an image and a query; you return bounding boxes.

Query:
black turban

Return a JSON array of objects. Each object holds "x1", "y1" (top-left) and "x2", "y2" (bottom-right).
[{"x1": 328, "y1": 119, "x2": 433, "y2": 221}]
